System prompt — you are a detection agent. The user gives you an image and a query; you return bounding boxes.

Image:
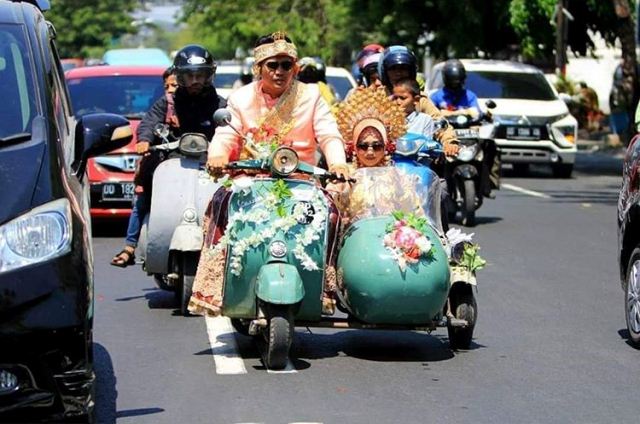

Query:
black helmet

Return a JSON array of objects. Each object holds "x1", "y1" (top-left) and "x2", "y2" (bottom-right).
[
  {"x1": 442, "y1": 59, "x2": 466, "y2": 90},
  {"x1": 298, "y1": 57, "x2": 326, "y2": 83},
  {"x1": 378, "y1": 45, "x2": 417, "y2": 88},
  {"x1": 173, "y1": 44, "x2": 217, "y2": 87}
]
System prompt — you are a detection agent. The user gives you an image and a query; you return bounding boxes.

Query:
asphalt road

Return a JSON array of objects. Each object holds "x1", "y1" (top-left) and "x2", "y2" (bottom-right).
[{"x1": 89, "y1": 152, "x2": 637, "y2": 424}]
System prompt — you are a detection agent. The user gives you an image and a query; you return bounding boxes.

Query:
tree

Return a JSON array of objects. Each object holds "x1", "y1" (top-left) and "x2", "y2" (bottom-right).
[
  {"x1": 180, "y1": 0, "x2": 352, "y2": 64},
  {"x1": 47, "y1": 0, "x2": 137, "y2": 58}
]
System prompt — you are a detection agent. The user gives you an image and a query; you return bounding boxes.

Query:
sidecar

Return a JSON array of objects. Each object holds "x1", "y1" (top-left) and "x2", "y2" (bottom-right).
[{"x1": 334, "y1": 167, "x2": 477, "y2": 348}]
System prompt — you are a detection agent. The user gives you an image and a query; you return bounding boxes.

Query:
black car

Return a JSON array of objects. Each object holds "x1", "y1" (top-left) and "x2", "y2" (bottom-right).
[
  {"x1": 0, "y1": 0, "x2": 131, "y2": 421},
  {"x1": 617, "y1": 134, "x2": 640, "y2": 346}
]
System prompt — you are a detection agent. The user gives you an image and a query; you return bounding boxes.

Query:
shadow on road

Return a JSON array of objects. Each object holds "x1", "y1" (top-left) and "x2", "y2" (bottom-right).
[
  {"x1": 545, "y1": 188, "x2": 619, "y2": 205},
  {"x1": 95, "y1": 343, "x2": 165, "y2": 423},
  {"x1": 92, "y1": 218, "x2": 128, "y2": 238},
  {"x1": 617, "y1": 328, "x2": 640, "y2": 350},
  {"x1": 206, "y1": 328, "x2": 487, "y2": 371}
]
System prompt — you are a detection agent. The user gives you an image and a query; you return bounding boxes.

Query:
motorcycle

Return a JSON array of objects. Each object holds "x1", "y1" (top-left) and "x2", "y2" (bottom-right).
[
  {"x1": 212, "y1": 110, "x2": 478, "y2": 370},
  {"x1": 393, "y1": 130, "x2": 446, "y2": 233},
  {"x1": 444, "y1": 101, "x2": 497, "y2": 227},
  {"x1": 137, "y1": 125, "x2": 219, "y2": 315}
]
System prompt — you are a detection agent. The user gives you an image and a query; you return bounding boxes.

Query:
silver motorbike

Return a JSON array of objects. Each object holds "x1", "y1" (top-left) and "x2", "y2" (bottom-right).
[{"x1": 138, "y1": 125, "x2": 218, "y2": 315}]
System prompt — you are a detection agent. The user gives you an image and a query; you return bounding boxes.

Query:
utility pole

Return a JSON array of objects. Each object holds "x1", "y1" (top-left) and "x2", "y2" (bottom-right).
[{"x1": 555, "y1": 0, "x2": 568, "y2": 76}]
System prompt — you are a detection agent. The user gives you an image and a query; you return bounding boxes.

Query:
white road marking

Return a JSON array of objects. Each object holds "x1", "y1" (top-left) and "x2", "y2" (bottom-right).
[
  {"x1": 205, "y1": 316, "x2": 247, "y2": 375},
  {"x1": 502, "y1": 183, "x2": 551, "y2": 199},
  {"x1": 266, "y1": 359, "x2": 297, "y2": 374}
]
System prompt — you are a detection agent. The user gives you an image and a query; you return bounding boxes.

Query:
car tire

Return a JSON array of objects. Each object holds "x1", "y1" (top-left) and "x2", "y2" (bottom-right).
[
  {"x1": 625, "y1": 247, "x2": 640, "y2": 345},
  {"x1": 512, "y1": 163, "x2": 529, "y2": 176},
  {"x1": 552, "y1": 163, "x2": 573, "y2": 178}
]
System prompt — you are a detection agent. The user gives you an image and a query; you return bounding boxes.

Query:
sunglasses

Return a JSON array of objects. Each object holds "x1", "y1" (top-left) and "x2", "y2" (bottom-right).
[
  {"x1": 265, "y1": 60, "x2": 295, "y2": 72},
  {"x1": 356, "y1": 141, "x2": 385, "y2": 151}
]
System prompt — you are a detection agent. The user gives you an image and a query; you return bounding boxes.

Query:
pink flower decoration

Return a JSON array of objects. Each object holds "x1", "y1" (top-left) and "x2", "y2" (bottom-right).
[{"x1": 394, "y1": 226, "x2": 420, "y2": 250}]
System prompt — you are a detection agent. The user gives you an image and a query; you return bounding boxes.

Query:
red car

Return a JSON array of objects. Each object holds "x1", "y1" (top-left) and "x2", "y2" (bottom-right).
[{"x1": 66, "y1": 66, "x2": 167, "y2": 218}]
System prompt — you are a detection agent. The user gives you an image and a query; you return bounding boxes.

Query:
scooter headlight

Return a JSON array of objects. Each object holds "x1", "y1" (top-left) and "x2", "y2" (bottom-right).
[
  {"x1": 271, "y1": 147, "x2": 299, "y2": 176},
  {"x1": 269, "y1": 241, "x2": 287, "y2": 258},
  {"x1": 0, "y1": 198, "x2": 72, "y2": 275},
  {"x1": 457, "y1": 143, "x2": 479, "y2": 162},
  {"x1": 179, "y1": 133, "x2": 208, "y2": 156}
]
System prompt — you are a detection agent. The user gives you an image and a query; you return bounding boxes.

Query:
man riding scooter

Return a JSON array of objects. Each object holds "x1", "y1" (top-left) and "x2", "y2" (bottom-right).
[
  {"x1": 111, "y1": 44, "x2": 226, "y2": 267},
  {"x1": 430, "y1": 59, "x2": 499, "y2": 199}
]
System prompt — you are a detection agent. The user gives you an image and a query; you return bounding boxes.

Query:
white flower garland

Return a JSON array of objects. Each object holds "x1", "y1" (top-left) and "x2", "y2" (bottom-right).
[{"x1": 209, "y1": 185, "x2": 328, "y2": 276}]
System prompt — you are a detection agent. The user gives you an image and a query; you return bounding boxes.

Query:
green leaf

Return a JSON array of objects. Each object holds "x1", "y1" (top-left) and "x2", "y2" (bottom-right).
[{"x1": 461, "y1": 243, "x2": 487, "y2": 273}]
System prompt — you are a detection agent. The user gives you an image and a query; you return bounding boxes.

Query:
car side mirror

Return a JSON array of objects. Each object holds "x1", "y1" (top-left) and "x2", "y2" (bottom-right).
[
  {"x1": 72, "y1": 113, "x2": 133, "y2": 179},
  {"x1": 485, "y1": 99, "x2": 497, "y2": 109}
]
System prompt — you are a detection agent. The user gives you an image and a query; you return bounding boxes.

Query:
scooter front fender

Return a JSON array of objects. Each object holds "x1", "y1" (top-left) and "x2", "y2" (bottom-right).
[
  {"x1": 453, "y1": 164, "x2": 478, "y2": 179},
  {"x1": 169, "y1": 223, "x2": 203, "y2": 252},
  {"x1": 255, "y1": 263, "x2": 305, "y2": 305}
]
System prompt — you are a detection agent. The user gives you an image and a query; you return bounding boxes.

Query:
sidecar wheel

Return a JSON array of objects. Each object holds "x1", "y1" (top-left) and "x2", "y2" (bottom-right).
[
  {"x1": 263, "y1": 305, "x2": 294, "y2": 370},
  {"x1": 625, "y1": 248, "x2": 640, "y2": 345},
  {"x1": 461, "y1": 179, "x2": 476, "y2": 227},
  {"x1": 447, "y1": 285, "x2": 477, "y2": 350},
  {"x1": 179, "y1": 253, "x2": 199, "y2": 316}
]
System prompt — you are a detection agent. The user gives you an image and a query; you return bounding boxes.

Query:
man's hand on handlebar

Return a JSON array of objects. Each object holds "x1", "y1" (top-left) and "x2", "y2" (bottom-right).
[
  {"x1": 136, "y1": 141, "x2": 150, "y2": 155},
  {"x1": 328, "y1": 163, "x2": 351, "y2": 182},
  {"x1": 444, "y1": 142, "x2": 460, "y2": 157},
  {"x1": 206, "y1": 154, "x2": 229, "y2": 177}
]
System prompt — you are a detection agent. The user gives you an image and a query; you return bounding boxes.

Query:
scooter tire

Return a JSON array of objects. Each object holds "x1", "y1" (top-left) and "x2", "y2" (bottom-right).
[
  {"x1": 447, "y1": 285, "x2": 477, "y2": 350},
  {"x1": 179, "y1": 253, "x2": 199, "y2": 316},
  {"x1": 461, "y1": 179, "x2": 476, "y2": 227},
  {"x1": 263, "y1": 304, "x2": 294, "y2": 370}
]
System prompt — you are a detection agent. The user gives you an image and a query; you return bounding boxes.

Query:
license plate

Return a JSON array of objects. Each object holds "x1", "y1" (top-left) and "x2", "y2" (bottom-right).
[
  {"x1": 455, "y1": 128, "x2": 479, "y2": 138},
  {"x1": 506, "y1": 126, "x2": 541, "y2": 140},
  {"x1": 101, "y1": 183, "x2": 135, "y2": 201}
]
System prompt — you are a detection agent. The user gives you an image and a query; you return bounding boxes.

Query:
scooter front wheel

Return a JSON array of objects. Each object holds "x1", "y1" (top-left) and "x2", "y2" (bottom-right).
[
  {"x1": 262, "y1": 304, "x2": 294, "y2": 370},
  {"x1": 447, "y1": 284, "x2": 477, "y2": 350},
  {"x1": 461, "y1": 179, "x2": 476, "y2": 227},
  {"x1": 178, "y1": 252, "x2": 199, "y2": 316}
]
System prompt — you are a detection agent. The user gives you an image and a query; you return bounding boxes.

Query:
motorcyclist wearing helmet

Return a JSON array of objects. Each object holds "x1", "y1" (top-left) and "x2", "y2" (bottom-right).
[
  {"x1": 297, "y1": 56, "x2": 337, "y2": 105},
  {"x1": 360, "y1": 52, "x2": 382, "y2": 87},
  {"x1": 378, "y1": 45, "x2": 459, "y2": 157},
  {"x1": 111, "y1": 44, "x2": 226, "y2": 268},
  {"x1": 431, "y1": 59, "x2": 499, "y2": 199},
  {"x1": 352, "y1": 43, "x2": 384, "y2": 85},
  {"x1": 430, "y1": 59, "x2": 480, "y2": 117}
]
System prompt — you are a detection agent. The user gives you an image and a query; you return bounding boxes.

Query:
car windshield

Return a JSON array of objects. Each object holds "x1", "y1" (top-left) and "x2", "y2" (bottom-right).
[
  {"x1": 326, "y1": 75, "x2": 354, "y2": 101},
  {"x1": 67, "y1": 75, "x2": 164, "y2": 118},
  {"x1": 466, "y1": 71, "x2": 557, "y2": 101},
  {"x1": 0, "y1": 24, "x2": 37, "y2": 141}
]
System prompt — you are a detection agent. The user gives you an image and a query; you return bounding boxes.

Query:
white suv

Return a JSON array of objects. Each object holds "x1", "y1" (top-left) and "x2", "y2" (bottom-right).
[{"x1": 429, "y1": 60, "x2": 578, "y2": 178}]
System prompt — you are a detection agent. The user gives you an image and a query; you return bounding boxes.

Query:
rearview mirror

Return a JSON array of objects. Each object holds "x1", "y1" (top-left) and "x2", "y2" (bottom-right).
[{"x1": 213, "y1": 109, "x2": 232, "y2": 127}]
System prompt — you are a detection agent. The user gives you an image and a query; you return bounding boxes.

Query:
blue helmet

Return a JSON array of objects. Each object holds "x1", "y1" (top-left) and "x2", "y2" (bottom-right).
[{"x1": 378, "y1": 45, "x2": 417, "y2": 88}]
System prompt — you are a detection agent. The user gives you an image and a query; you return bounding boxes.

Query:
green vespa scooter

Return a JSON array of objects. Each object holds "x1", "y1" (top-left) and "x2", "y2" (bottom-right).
[
  {"x1": 214, "y1": 145, "x2": 341, "y2": 369},
  {"x1": 212, "y1": 111, "x2": 479, "y2": 370}
]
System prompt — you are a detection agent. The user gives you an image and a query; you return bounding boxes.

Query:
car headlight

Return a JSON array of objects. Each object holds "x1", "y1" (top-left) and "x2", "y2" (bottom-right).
[
  {"x1": 550, "y1": 114, "x2": 577, "y2": 146},
  {"x1": 0, "y1": 198, "x2": 72, "y2": 275},
  {"x1": 457, "y1": 143, "x2": 479, "y2": 162}
]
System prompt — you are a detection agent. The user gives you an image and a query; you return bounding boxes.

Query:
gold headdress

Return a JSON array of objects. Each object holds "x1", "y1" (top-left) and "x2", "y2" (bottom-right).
[
  {"x1": 335, "y1": 86, "x2": 407, "y2": 157},
  {"x1": 252, "y1": 31, "x2": 298, "y2": 75}
]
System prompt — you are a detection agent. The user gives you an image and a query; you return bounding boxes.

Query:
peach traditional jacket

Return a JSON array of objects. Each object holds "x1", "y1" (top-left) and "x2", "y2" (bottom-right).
[{"x1": 208, "y1": 80, "x2": 346, "y2": 167}]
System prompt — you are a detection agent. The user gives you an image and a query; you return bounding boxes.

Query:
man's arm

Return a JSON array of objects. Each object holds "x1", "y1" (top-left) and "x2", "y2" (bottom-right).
[
  {"x1": 419, "y1": 96, "x2": 459, "y2": 155},
  {"x1": 137, "y1": 96, "x2": 169, "y2": 146}
]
